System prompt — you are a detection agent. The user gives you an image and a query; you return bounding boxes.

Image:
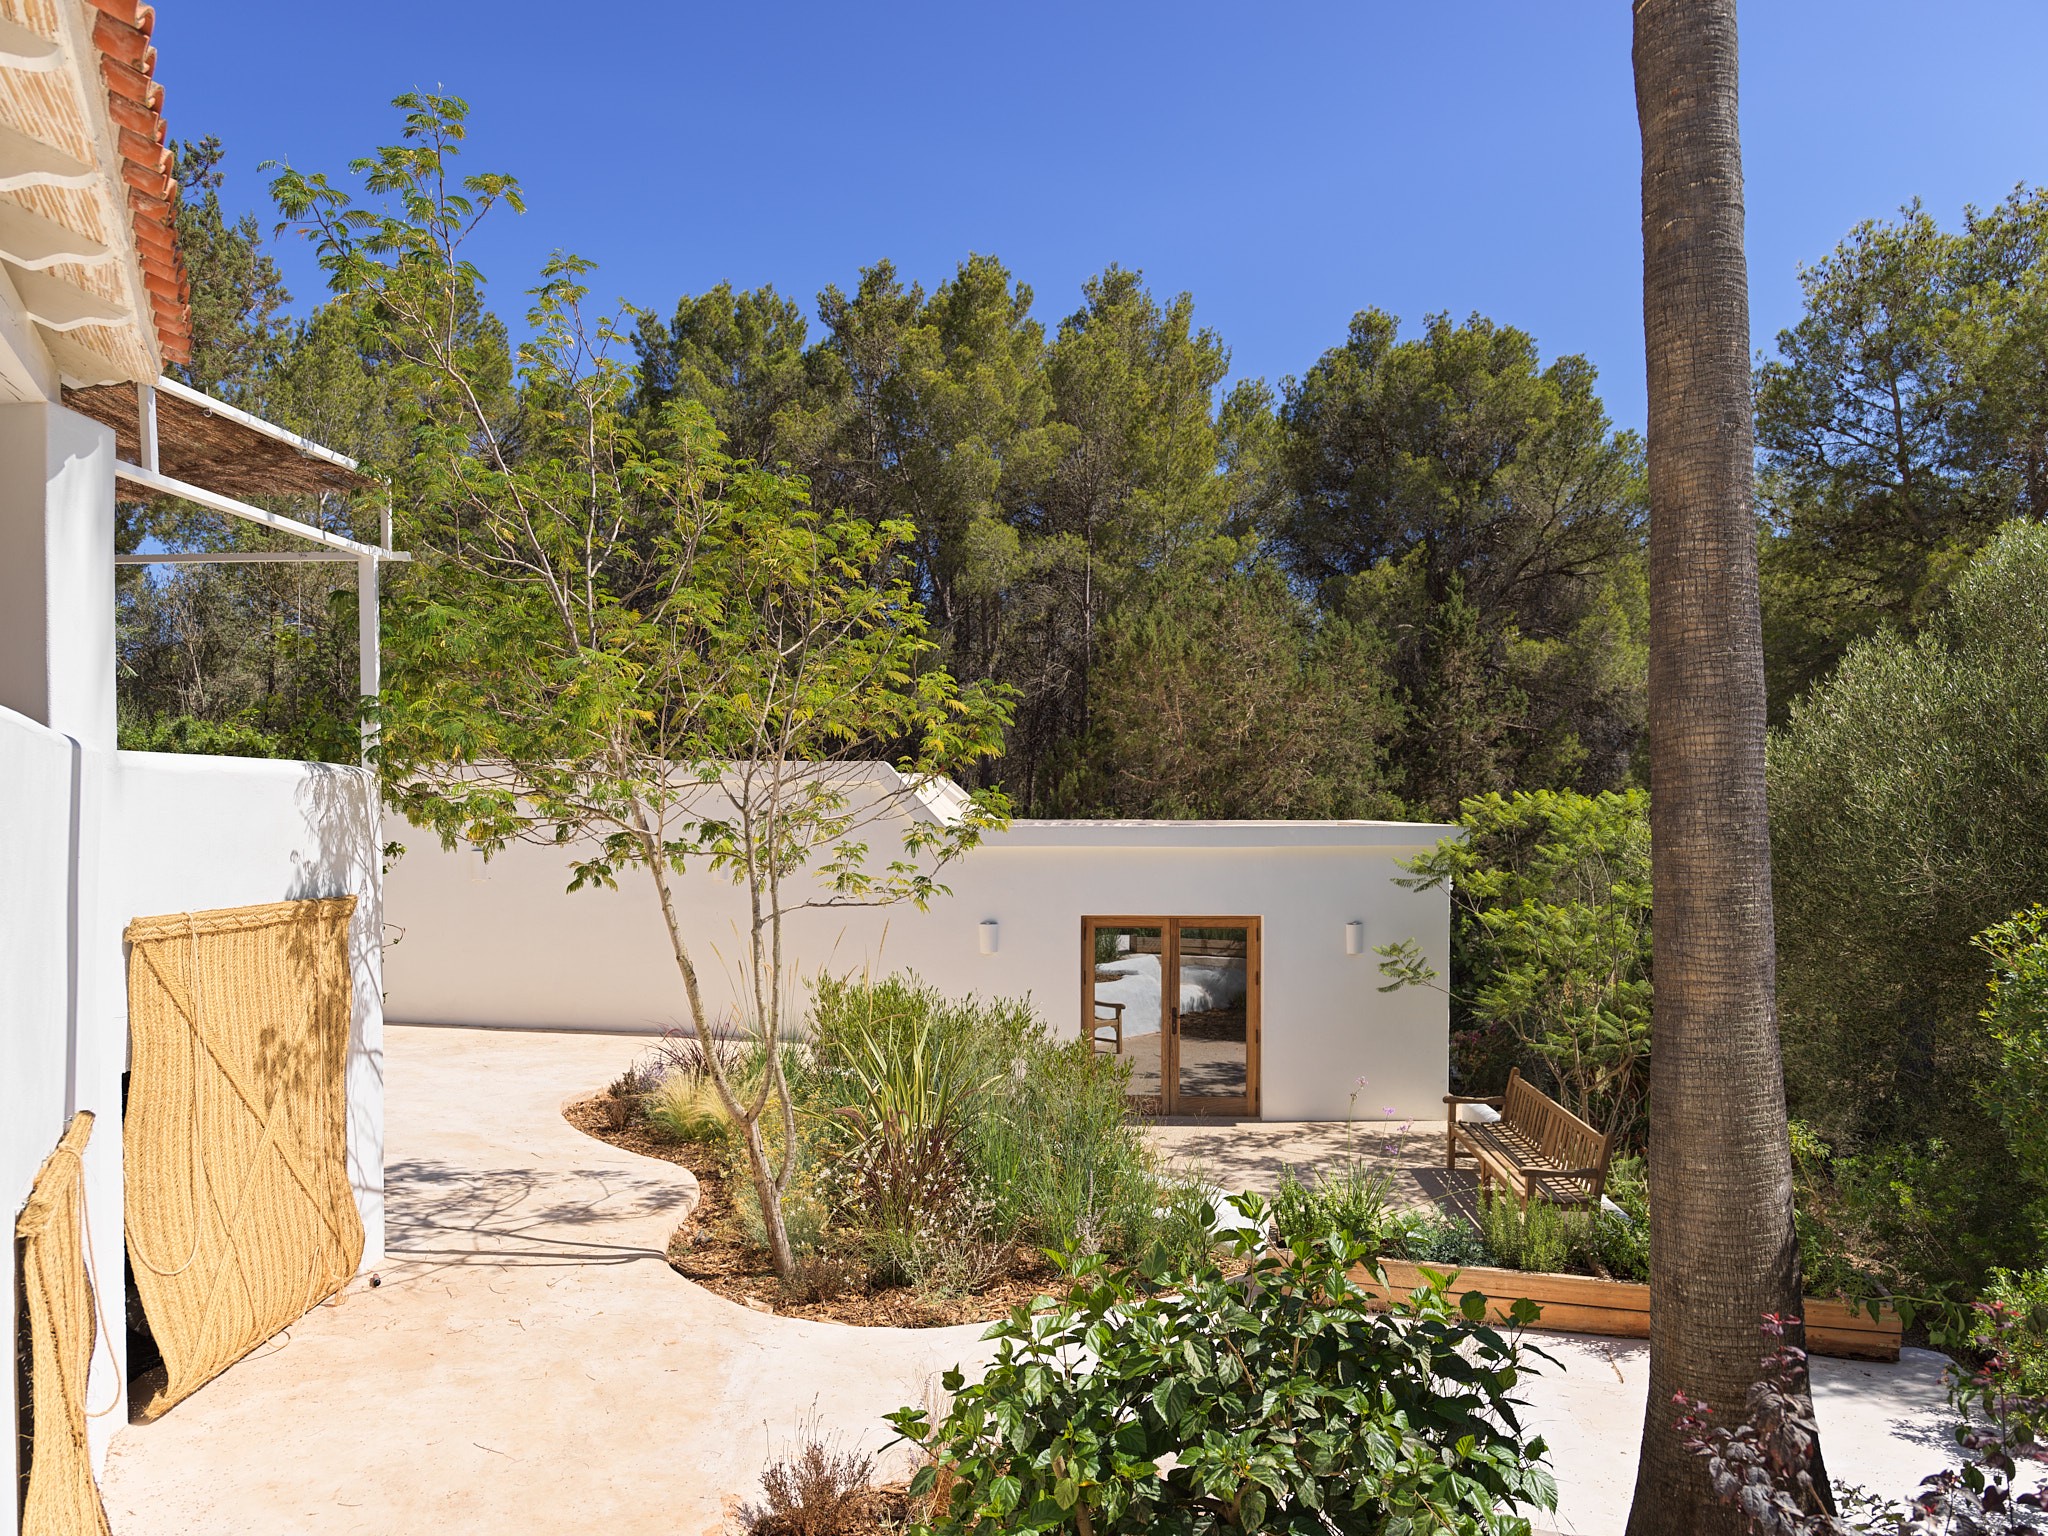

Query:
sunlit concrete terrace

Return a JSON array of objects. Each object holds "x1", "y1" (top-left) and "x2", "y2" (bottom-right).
[{"x1": 97, "y1": 1023, "x2": 1969, "y2": 1536}]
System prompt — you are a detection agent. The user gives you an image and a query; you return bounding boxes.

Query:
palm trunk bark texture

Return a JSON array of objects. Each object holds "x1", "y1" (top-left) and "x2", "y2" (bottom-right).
[{"x1": 1628, "y1": 2, "x2": 1825, "y2": 1532}]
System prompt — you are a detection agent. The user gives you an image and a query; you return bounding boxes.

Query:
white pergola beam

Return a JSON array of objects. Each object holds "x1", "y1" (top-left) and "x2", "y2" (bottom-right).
[
  {"x1": 117, "y1": 551, "x2": 367, "y2": 564},
  {"x1": 0, "y1": 123, "x2": 96, "y2": 190},
  {"x1": 0, "y1": 199, "x2": 109, "y2": 269},
  {"x1": 358, "y1": 555, "x2": 379, "y2": 760},
  {"x1": 137, "y1": 378, "x2": 157, "y2": 470},
  {"x1": 10, "y1": 265, "x2": 129, "y2": 330},
  {"x1": 0, "y1": 14, "x2": 59, "y2": 69},
  {"x1": 113, "y1": 380, "x2": 402, "y2": 766},
  {"x1": 113, "y1": 459, "x2": 404, "y2": 562}
]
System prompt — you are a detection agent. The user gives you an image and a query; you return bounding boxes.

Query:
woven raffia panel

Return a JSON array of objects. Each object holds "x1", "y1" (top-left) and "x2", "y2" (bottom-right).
[
  {"x1": 15, "y1": 1110, "x2": 113, "y2": 1536},
  {"x1": 123, "y1": 897, "x2": 365, "y2": 1419}
]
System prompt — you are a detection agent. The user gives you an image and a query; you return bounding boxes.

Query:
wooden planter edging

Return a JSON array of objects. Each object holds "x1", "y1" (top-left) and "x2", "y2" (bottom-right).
[{"x1": 1353, "y1": 1259, "x2": 1901, "y2": 1362}]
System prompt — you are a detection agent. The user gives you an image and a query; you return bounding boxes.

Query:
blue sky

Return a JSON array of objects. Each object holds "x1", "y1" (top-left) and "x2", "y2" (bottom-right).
[{"x1": 168, "y1": 2, "x2": 2048, "y2": 436}]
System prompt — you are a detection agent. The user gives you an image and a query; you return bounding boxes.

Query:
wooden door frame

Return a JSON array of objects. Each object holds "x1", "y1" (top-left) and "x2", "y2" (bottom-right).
[{"x1": 1082, "y1": 914, "x2": 1261, "y2": 1118}]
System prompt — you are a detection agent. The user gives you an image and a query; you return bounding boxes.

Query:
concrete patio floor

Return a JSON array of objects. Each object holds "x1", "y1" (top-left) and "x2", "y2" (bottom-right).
[
  {"x1": 100, "y1": 1026, "x2": 984, "y2": 1535},
  {"x1": 1145, "y1": 1116, "x2": 1457, "y2": 1212},
  {"x1": 100, "y1": 1025, "x2": 1974, "y2": 1535}
]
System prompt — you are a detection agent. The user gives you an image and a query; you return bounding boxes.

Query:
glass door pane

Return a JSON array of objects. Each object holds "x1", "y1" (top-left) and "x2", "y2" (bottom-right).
[
  {"x1": 1174, "y1": 924, "x2": 1250, "y2": 1104},
  {"x1": 1088, "y1": 923, "x2": 1165, "y2": 1101}
]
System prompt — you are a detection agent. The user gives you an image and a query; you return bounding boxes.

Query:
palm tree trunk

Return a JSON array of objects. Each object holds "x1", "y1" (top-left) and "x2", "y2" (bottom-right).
[{"x1": 1629, "y1": 3, "x2": 1827, "y2": 1532}]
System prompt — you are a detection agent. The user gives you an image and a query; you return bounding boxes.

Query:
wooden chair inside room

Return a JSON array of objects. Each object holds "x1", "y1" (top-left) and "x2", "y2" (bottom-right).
[{"x1": 1090, "y1": 1000, "x2": 1126, "y2": 1055}]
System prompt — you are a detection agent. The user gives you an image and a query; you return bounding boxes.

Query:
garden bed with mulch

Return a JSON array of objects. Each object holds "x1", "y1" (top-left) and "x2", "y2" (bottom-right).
[{"x1": 565, "y1": 1097, "x2": 1070, "y2": 1328}]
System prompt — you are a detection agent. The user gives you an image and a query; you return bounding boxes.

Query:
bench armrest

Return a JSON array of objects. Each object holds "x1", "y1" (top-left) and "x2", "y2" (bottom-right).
[{"x1": 1442, "y1": 1095, "x2": 1505, "y2": 1108}]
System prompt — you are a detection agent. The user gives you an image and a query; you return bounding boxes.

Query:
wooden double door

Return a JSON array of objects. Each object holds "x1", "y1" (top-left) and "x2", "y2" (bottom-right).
[{"x1": 1083, "y1": 915, "x2": 1261, "y2": 1117}]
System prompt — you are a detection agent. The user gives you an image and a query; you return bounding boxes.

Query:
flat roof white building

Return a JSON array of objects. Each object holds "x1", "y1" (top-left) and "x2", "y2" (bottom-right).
[{"x1": 383, "y1": 780, "x2": 1457, "y2": 1122}]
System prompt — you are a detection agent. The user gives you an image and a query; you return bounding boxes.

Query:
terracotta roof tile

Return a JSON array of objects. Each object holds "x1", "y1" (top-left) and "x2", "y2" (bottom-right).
[{"x1": 90, "y1": 0, "x2": 187, "y2": 364}]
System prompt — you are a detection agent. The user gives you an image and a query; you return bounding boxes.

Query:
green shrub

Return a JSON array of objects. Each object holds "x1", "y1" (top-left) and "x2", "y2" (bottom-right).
[
  {"x1": 1376, "y1": 1187, "x2": 1647, "y2": 1283},
  {"x1": 120, "y1": 712, "x2": 285, "y2": 758},
  {"x1": 1770, "y1": 524, "x2": 2048, "y2": 1297},
  {"x1": 1398, "y1": 1213, "x2": 1493, "y2": 1268},
  {"x1": 1977, "y1": 906, "x2": 2048, "y2": 1189},
  {"x1": 975, "y1": 1038, "x2": 1163, "y2": 1263},
  {"x1": 643, "y1": 1071, "x2": 732, "y2": 1144},
  {"x1": 1591, "y1": 1159, "x2": 1652, "y2": 1283},
  {"x1": 1976, "y1": 1268, "x2": 2048, "y2": 1402},
  {"x1": 810, "y1": 973, "x2": 1182, "y2": 1276},
  {"x1": 1474, "y1": 1197, "x2": 1647, "y2": 1283},
  {"x1": 1478, "y1": 1197, "x2": 1574, "y2": 1276},
  {"x1": 732, "y1": 1168, "x2": 833, "y2": 1262},
  {"x1": 889, "y1": 1200, "x2": 1556, "y2": 1535},
  {"x1": 1138, "y1": 1175, "x2": 1233, "y2": 1277},
  {"x1": 1791, "y1": 1126, "x2": 2034, "y2": 1310},
  {"x1": 1269, "y1": 1165, "x2": 1397, "y2": 1253}
]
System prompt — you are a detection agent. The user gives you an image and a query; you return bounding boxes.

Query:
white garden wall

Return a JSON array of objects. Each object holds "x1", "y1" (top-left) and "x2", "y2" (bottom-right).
[
  {"x1": 102, "y1": 750, "x2": 387, "y2": 1269},
  {"x1": 381, "y1": 809, "x2": 1455, "y2": 1121},
  {"x1": 0, "y1": 707, "x2": 385, "y2": 1520}
]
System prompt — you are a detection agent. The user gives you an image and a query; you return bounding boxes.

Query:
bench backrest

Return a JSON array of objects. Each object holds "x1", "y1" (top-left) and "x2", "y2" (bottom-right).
[{"x1": 1500, "y1": 1068, "x2": 1613, "y2": 1181}]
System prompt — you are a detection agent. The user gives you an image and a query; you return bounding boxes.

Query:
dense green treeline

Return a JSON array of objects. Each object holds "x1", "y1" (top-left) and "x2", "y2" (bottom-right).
[
  {"x1": 628, "y1": 272, "x2": 1651, "y2": 818},
  {"x1": 121, "y1": 145, "x2": 1654, "y2": 822},
  {"x1": 122, "y1": 147, "x2": 2048, "y2": 826},
  {"x1": 116, "y1": 139, "x2": 410, "y2": 761}
]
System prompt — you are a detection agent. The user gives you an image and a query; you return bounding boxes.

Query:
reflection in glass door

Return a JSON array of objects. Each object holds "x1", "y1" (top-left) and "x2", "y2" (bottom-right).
[
  {"x1": 1174, "y1": 924, "x2": 1253, "y2": 1112},
  {"x1": 1085, "y1": 922, "x2": 1165, "y2": 1106},
  {"x1": 1083, "y1": 917, "x2": 1260, "y2": 1116}
]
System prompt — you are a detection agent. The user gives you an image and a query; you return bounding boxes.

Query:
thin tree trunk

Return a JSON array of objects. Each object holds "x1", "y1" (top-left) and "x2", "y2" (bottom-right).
[
  {"x1": 1628, "y1": 3, "x2": 1827, "y2": 1532},
  {"x1": 639, "y1": 809, "x2": 799, "y2": 1284}
]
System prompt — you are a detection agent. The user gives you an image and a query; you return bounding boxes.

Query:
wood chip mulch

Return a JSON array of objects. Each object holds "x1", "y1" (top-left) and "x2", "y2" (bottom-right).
[{"x1": 564, "y1": 1097, "x2": 1072, "y2": 1328}]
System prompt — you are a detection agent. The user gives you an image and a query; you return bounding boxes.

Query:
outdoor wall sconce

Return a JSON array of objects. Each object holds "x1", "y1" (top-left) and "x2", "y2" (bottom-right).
[
  {"x1": 979, "y1": 919, "x2": 1000, "y2": 955},
  {"x1": 1344, "y1": 920, "x2": 1365, "y2": 956}
]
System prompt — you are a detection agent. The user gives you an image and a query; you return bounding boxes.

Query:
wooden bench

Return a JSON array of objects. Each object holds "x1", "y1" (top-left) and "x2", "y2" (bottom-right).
[{"x1": 1444, "y1": 1068, "x2": 1615, "y2": 1209}]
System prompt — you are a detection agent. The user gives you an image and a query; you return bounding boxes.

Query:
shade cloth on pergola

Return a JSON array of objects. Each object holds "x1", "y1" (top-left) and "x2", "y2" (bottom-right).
[{"x1": 63, "y1": 378, "x2": 377, "y2": 502}]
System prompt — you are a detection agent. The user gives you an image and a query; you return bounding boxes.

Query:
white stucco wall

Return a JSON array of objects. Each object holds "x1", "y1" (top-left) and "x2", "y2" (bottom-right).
[
  {"x1": 0, "y1": 719, "x2": 386, "y2": 1522},
  {"x1": 0, "y1": 402, "x2": 116, "y2": 749},
  {"x1": 0, "y1": 708, "x2": 116, "y2": 1521},
  {"x1": 104, "y1": 751, "x2": 387, "y2": 1268},
  {"x1": 382, "y1": 811, "x2": 1455, "y2": 1122}
]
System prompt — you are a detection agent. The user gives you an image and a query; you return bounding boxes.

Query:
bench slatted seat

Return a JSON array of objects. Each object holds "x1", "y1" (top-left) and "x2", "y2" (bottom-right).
[{"x1": 1444, "y1": 1068, "x2": 1614, "y2": 1209}]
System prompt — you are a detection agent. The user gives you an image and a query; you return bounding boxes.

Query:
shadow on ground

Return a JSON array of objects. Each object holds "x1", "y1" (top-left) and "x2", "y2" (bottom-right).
[{"x1": 382, "y1": 1156, "x2": 681, "y2": 1275}]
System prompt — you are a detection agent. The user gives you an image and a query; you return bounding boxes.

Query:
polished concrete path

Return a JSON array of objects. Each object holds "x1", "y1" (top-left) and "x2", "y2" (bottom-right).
[
  {"x1": 102, "y1": 1026, "x2": 1971, "y2": 1535},
  {"x1": 100, "y1": 1026, "x2": 984, "y2": 1535}
]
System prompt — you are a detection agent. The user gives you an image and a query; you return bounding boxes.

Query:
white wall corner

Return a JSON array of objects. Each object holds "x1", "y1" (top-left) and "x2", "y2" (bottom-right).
[{"x1": 0, "y1": 400, "x2": 116, "y2": 750}]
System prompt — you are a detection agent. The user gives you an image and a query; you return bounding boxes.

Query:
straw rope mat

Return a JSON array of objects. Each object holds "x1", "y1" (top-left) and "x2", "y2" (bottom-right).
[
  {"x1": 123, "y1": 897, "x2": 364, "y2": 1419},
  {"x1": 15, "y1": 1110, "x2": 114, "y2": 1536}
]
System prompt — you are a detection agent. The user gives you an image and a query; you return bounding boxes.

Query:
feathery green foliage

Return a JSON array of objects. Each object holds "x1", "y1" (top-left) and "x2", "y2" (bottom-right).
[
  {"x1": 1378, "y1": 789, "x2": 1653, "y2": 1136},
  {"x1": 266, "y1": 94, "x2": 1013, "y2": 1284}
]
